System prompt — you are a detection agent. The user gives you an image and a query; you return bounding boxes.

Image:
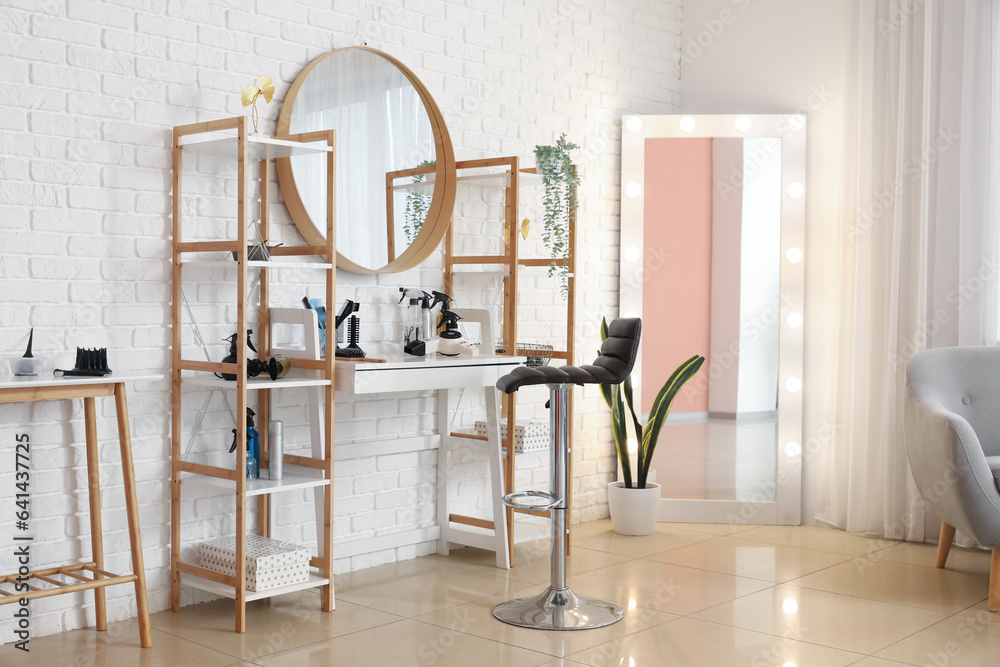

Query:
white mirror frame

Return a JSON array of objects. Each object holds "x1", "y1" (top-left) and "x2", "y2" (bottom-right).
[{"x1": 620, "y1": 114, "x2": 805, "y2": 526}]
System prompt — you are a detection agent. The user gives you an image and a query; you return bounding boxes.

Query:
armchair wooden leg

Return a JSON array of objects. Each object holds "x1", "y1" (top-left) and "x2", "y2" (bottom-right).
[
  {"x1": 936, "y1": 522, "x2": 956, "y2": 568},
  {"x1": 989, "y1": 549, "x2": 1000, "y2": 612}
]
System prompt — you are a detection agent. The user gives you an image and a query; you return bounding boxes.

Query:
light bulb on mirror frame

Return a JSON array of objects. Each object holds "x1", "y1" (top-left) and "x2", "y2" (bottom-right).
[
  {"x1": 786, "y1": 247, "x2": 804, "y2": 264},
  {"x1": 786, "y1": 312, "x2": 803, "y2": 328},
  {"x1": 625, "y1": 182, "x2": 642, "y2": 198},
  {"x1": 784, "y1": 441, "x2": 802, "y2": 457},
  {"x1": 624, "y1": 246, "x2": 640, "y2": 263},
  {"x1": 679, "y1": 116, "x2": 696, "y2": 132},
  {"x1": 785, "y1": 377, "x2": 802, "y2": 393},
  {"x1": 625, "y1": 117, "x2": 642, "y2": 133},
  {"x1": 787, "y1": 182, "x2": 805, "y2": 199},
  {"x1": 734, "y1": 115, "x2": 752, "y2": 132}
]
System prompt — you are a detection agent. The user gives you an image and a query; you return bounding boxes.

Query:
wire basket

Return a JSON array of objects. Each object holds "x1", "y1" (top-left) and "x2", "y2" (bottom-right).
[{"x1": 495, "y1": 341, "x2": 553, "y2": 367}]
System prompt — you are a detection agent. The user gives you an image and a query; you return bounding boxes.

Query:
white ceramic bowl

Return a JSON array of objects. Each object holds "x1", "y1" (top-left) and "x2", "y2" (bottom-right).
[{"x1": 7, "y1": 356, "x2": 44, "y2": 376}]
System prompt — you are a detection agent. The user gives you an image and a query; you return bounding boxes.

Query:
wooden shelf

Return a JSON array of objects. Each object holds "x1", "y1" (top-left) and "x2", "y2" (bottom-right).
[
  {"x1": 172, "y1": 116, "x2": 336, "y2": 632},
  {"x1": 179, "y1": 259, "x2": 334, "y2": 270},
  {"x1": 179, "y1": 133, "x2": 332, "y2": 160},
  {"x1": 180, "y1": 572, "x2": 329, "y2": 602},
  {"x1": 444, "y1": 155, "x2": 577, "y2": 564},
  {"x1": 181, "y1": 471, "x2": 329, "y2": 497},
  {"x1": 181, "y1": 371, "x2": 330, "y2": 390}
]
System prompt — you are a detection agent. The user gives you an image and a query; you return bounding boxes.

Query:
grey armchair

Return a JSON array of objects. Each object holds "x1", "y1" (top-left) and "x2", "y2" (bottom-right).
[{"x1": 903, "y1": 346, "x2": 1000, "y2": 611}]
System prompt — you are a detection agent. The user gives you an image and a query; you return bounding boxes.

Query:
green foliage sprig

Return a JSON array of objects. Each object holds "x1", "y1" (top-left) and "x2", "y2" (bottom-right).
[
  {"x1": 533, "y1": 134, "x2": 579, "y2": 298},
  {"x1": 403, "y1": 159, "x2": 435, "y2": 245}
]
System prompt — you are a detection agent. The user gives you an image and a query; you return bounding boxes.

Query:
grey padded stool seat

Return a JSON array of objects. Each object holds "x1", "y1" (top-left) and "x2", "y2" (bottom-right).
[{"x1": 492, "y1": 317, "x2": 641, "y2": 630}]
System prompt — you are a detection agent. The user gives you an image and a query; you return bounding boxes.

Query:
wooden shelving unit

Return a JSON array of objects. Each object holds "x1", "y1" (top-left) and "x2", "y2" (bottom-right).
[
  {"x1": 170, "y1": 116, "x2": 336, "y2": 633},
  {"x1": 444, "y1": 157, "x2": 578, "y2": 561}
]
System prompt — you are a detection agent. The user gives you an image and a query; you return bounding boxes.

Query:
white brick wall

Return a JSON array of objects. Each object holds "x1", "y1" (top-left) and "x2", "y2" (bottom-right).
[{"x1": 0, "y1": 0, "x2": 681, "y2": 641}]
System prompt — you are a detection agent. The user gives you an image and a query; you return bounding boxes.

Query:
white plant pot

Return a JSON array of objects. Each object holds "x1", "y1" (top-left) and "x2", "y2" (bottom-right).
[{"x1": 607, "y1": 481, "x2": 661, "y2": 536}]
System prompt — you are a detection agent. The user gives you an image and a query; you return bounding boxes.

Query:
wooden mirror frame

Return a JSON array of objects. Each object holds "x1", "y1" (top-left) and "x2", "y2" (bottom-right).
[{"x1": 276, "y1": 46, "x2": 456, "y2": 274}]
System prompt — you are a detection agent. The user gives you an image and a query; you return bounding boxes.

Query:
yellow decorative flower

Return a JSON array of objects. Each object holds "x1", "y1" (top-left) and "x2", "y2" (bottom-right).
[
  {"x1": 503, "y1": 218, "x2": 531, "y2": 245},
  {"x1": 240, "y1": 75, "x2": 274, "y2": 133}
]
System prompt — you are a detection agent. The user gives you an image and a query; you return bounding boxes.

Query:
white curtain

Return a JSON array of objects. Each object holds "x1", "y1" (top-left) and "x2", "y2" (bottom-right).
[{"x1": 816, "y1": 0, "x2": 1000, "y2": 541}]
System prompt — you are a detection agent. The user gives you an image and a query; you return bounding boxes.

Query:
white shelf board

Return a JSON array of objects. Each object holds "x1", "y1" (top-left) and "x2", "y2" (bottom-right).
[
  {"x1": 179, "y1": 133, "x2": 332, "y2": 159},
  {"x1": 180, "y1": 259, "x2": 333, "y2": 270},
  {"x1": 180, "y1": 571, "x2": 329, "y2": 602},
  {"x1": 451, "y1": 266, "x2": 509, "y2": 276},
  {"x1": 181, "y1": 471, "x2": 329, "y2": 496},
  {"x1": 182, "y1": 371, "x2": 330, "y2": 390},
  {"x1": 393, "y1": 170, "x2": 542, "y2": 191}
]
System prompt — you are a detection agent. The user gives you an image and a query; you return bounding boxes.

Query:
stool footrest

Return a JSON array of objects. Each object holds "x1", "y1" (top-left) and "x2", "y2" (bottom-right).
[{"x1": 501, "y1": 490, "x2": 560, "y2": 511}]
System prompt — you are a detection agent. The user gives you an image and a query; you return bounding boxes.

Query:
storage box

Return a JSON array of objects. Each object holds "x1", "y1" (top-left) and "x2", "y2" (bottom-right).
[
  {"x1": 474, "y1": 419, "x2": 550, "y2": 453},
  {"x1": 199, "y1": 535, "x2": 311, "y2": 592}
]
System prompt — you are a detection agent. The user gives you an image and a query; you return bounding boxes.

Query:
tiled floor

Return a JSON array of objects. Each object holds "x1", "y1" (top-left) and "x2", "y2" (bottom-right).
[{"x1": 5, "y1": 520, "x2": 1000, "y2": 666}]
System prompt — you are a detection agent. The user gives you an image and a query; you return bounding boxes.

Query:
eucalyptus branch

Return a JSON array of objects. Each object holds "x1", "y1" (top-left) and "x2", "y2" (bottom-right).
[
  {"x1": 403, "y1": 159, "x2": 435, "y2": 245},
  {"x1": 533, "y1": 134, "x2": 579, "y2": 299}
]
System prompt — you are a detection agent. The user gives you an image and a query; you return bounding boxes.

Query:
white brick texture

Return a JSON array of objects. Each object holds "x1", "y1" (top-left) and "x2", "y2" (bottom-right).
[{"x1": 0, "y1": 0, "x2": 681, "y2": 641}]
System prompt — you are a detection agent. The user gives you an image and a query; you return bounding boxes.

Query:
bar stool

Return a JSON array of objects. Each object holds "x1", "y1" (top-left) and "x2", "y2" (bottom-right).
[{"x1": 492, "y1": 317, "x2": 642, "y2": 630}]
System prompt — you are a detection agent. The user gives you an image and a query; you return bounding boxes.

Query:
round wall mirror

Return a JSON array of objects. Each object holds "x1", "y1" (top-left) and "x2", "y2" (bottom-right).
[{"x1": 276, "y1": 47, "x2": 456, "y2": 273}]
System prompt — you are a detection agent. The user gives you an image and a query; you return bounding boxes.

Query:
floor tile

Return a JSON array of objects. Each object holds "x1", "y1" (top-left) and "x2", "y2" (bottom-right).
[
  {"x1": 695, "y1": 584, "x2": 948, "y2": 654},
  {"x1": 849, "y1": 658, "x2": 921, "y2": 666},
  {"x1": 570, "y1": 518, "x2": 716, "y2": 558},
  {"x1": 334, "y1": 556, "x2": 523, "y2": 617},
  {"x1": 445, "y1": 540, "x2": 633, "y2": 586},
  {"x1": 878, "y1": 540, "x2": 992, "y2": 577},
  {"x1": 650, "y1": 535, "x2": 852, "y2": 582},
  {"x1": 564, "y1": 558, "x2": 772, "y2": 616},
  {"x1": 659, "y1": 521, "x2": 764, "y2": 536},
  {"x1": 875, "y1": 607, "x2": 1000, "y2": 665},
  {"x1": 150, "y1": 589, "x2": 400, "y2": 661},
  {"x1": 567, "y1": 616, "x2": 864, "y2": 666},
  {"x1": 0, "y1": 617, "x2": 235, "y2": 667},
  {"x1": 792, "y1": 558, "x2": 988, "y2": 613},
  {"x1": 256, "y1": 618, "x2": 549, "y2": 667},
  {"x1": 739, "y1": 524, "x2": 898, "y2": 556},
  {"x1": 413, "y1": 582, "x2": 677, "y2": 657}
]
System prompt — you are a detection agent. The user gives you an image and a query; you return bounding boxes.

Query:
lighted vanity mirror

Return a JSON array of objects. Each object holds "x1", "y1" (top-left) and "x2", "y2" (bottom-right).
[
  {"x1": 619, "y1": 114, "x2": 805, "y2": 525},
  {"x1": 277, "y1": 47, "x2": 456, "y2": 273}
]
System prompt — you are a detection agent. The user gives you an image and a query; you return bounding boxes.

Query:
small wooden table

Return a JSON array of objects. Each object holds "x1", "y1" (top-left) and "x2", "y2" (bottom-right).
[{"x1": 0, "y1": 374, "x2": 161, "y2": 648}]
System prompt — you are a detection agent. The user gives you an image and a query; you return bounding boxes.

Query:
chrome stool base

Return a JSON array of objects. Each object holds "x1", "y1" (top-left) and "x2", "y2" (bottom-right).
[
  {"x1": 493, "y1": 384, "x2": 625, "y2": 631},
  {"x1": 492, "y1": 586, "x2": 624, "y2": 630}
]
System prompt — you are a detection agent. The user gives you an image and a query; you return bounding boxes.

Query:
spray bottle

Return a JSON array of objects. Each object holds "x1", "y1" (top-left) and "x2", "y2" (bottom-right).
[
  {"x1": 230, "y1": 407, "x2": 260, "y2": 479},
  {"x1": 398, "y1": 288, "x2": 431, "y2": 344}
]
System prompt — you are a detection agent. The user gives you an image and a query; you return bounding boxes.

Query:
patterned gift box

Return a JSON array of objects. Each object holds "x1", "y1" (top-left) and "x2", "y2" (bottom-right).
[
  {"x1": 474, "y1": 419, "x2": 550, "y2": 453},
  {"x1": 199, "y1": 534, "x2": 311, "y2": 592}
]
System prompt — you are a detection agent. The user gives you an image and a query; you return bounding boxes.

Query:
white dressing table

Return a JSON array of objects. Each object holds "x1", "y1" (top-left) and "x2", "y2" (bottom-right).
[
  {"x1": 335, "y1": 346, "x2": 520, "y2": 569},
  {"x1": 272, "y1": 308, "x2": 521, "y2": 570}
]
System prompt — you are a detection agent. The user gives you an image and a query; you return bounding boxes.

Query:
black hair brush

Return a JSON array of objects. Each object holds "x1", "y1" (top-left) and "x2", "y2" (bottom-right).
[{"x1": 54, "y1": 348, "x2": 112, "y2": 377}]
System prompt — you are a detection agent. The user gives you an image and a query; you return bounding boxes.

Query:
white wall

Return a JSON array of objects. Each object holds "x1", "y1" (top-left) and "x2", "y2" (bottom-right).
[
  {"x1": 681, "y1": 0, "x2": 856, "y2": 522},
  {"x1": 0, "y1": 0, "x2": 682, "y2": 641}
]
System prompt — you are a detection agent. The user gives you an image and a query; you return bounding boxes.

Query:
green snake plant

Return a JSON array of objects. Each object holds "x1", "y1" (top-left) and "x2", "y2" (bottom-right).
[{"x1": 599, "y1": 317, "x2": 705, "y2": 489}]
